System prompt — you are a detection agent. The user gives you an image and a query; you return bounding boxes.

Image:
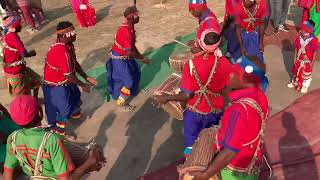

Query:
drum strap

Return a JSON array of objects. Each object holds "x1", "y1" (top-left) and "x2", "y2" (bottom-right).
[
  {"x1": 11, "y1": 128, "x2": 56, "y2": 180},
  {"x1": 242, "y1": 0, "x2": 261, "y2": 31},
  {"x1": 188, "y1": 55, "x2": 221, "y2": 114},
  {"x1": 233, "y1": 98, "x2": 269, "y2": 175}
]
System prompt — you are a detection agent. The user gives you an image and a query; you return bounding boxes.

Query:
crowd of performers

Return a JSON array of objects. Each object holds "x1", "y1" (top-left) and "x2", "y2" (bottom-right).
[{"x1": 0, "y1": 0, "x2": 319, "y2": 179}]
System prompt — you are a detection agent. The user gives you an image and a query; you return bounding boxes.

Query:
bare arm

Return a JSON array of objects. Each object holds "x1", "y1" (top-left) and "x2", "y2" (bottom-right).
[
  {"x1": 259, "y1": 23, "x2": 265, "y2": 52},
  {"x1": 152, "y1": 91, "x2": 193, "y2": 107},
  {"x1": 59, "y1": 163, "x2": 92, "y2": 180},
  {"x1": 127, "y1": 46, "x2": 144, "y2": 60},
  {"x1": 235, "y1": 25, "x2": 243, "y2": 50},
  {"x1": 75, "y1": 61, "x2": 88, "y2": 80}
]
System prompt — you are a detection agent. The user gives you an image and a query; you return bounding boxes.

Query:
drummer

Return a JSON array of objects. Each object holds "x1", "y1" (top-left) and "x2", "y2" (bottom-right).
[
  {"x1": 187, "y1": 0, "x2": 220, "y2": 53},
  {"x1": 2, "y1": 95, "x2": 107, "y2": 180},
  {"x1": 190, "y1": 61, "x2": 269, "y2": 180},
  {"x1": 153, "y1": 24, "x2": 233, "y2": 157}
]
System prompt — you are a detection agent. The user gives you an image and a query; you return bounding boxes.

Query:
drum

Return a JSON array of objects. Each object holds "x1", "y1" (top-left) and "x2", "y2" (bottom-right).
[
  {"x1": 153, "y1": 73, "x2": 185, "y2": 120},
  {"x1": 177, "y1": 127, "x2": 220, "y2": 180},
  {"x1": 169, "y1": 52, "x2": 190, "y2": 74},
  {"x1": 63, "y1": 139, "x2": 104, "y2": 167}
]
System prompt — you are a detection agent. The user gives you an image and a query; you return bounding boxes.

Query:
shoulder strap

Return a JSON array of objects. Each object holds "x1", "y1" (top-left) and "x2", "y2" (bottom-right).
[
  {"x1": 33, "y1": 131, "x2": 54, "y2": 177},
  {"x1": 233, "y1": 97, "x2": 268, "y2": 175},
  {"x1": 297, "y1": 36, "x2": 313, "y2": 58},
  {"x1": 11, "y1": 130, "x2": 35, "y2": 173},
  {"x1": 188, "y1": 55, "x2": 220, "y2": 113}
]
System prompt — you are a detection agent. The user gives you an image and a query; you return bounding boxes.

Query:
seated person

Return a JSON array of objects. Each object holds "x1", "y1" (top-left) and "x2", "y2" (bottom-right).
[{"x1": 3, "y1": 95, "x2": 106, "y2": 180}]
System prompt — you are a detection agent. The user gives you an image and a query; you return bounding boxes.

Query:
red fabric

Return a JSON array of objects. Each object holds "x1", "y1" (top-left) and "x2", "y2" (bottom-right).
[
  {"x1": 3, "y1": 32, "x2": 27, "y2": 75},
  {"x1": 2, "y1": 16, "x2": 22, "y2": 29},
  {"x1": 195, "y1": 10, "x2": 220, "y2": 50},
  {"x1": 235, "y1": 0, "x2": 269, "y2": 32},
  {"x1": 80, "y1": 5, "x2": 96, "y2": 27},
  {"x1": 298, "y1": 0, "x2": 315, "y2": 9},
  {"x1": 180, "y1": 55, "x2": 232, "y2": 113},
  {"x1": 301, "y1": 8, "x2": 310, "y2": 24},
  {"x1": 111, "y1": 23, "x2": 135, "y2": 56},
  {"x1": 9, "y1": 95, "x2": 39, "y2": 126},
  {"x1": 44, "y1": 43, "x2": 76, "y2": 84},
  {"x1": 57, "y1": 140, "x2": 75, "y2": 178},
  {"x1": 216, "y1": 87, "x2": 269, "y2": 170},
  {"x1": 295, "y1": 35, "x2": 319, "y2": 60},
  {"x1": 189, "y1": 4, "x2": 208, "y2": 11},
  {"x1": 225, "y1": 0, "x2": 240, "y2": 16},
  {"x1": 19, "y1": 5, "x2": 36, "y2": 28}
]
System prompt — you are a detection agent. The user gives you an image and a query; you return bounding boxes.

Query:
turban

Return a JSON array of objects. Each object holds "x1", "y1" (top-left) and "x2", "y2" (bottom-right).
[
  {"x1": 301, "y1": 21, "x2": 314, "y2": 33},
  {"x1": 230, "y1": 56, "x2": 269, "y2": 92},
  {"x1": 196, "y1": 19, "x2": 221, "y2": 52},
  {"x1": 2, "y1": 16, "x2": 21, "y2": 34},
  {"x1": 9, "y1": 95, "x2": 39, "y2": 126},
  {"x1": 189, "y1": 0, "x2": 208, "y2": 11}
]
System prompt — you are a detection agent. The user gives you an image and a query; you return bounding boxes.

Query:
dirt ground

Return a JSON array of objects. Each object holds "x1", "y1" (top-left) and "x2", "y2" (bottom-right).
[{"x1": 0, "y1": 0, "x2": 318, "y2": 180}]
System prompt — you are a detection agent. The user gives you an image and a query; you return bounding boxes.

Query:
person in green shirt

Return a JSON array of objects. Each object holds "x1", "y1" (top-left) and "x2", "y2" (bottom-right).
[
  {"x1": 0, "y1": 103, "x2": 22, "y2": 173},
  {"x1": 3, "y1": 95, "x2": 106, "y2": 180}
]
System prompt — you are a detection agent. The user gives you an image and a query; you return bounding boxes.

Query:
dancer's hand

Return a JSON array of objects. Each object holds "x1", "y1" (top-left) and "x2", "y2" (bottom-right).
[
  {"x1": 152, "y1": 95, "x2": 168, "y2": 107},
  {"x1": 142, "y1": 57, "x2": 151, "y2": 64},
  {"x1": 189, "y1": 171, "x2": 210, "y2": 180},
  {"x1": 187, "y1": 40, "x2": 196, "y2": 47},
  {"x1": 191, "y1": 46, "x2": 202, "y2": 54},
  {"x1": 86, "y1": 145, "x2": 107, "y2": 172},
  {"x1": 86, "y1": 77, "x2": 97, "y2": 86},
  {"x1": 240, "y1": 46, "x2": 247, "y2": 56},
  {"x1": 81, "y1": 83, "x2": 92, "y2": 93},
  {"x1": 28, "y1": 50, "x2": 36, "y2": 57},
  {"x1": 259, "y1": 42, "x2": 264, "y2": 52}
]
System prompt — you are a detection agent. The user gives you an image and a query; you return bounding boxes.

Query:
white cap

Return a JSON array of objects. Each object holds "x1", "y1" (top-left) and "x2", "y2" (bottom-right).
[{"x1": 245, "y1": 65, "x2": 254, "y2": 74}]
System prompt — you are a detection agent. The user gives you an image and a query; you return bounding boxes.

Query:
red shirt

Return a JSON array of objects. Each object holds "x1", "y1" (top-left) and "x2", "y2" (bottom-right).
[
  {"x1": 3, "y1": 32, "x2": 27, "y2": 74},
  {"x1": 216, "y1": 87, "x2": 269, "y2": 171},
  {"x1": 180, "y1": 55, "x2": 232, "y2": 113},
  {"x1": 111, "y1": 23, "x2": 135, "y2": 56},
  {"x1": 43, "y1": 43, "x2": 76, "y2": 85},
  {"x1": 295, "y1": 35, "x2": 319, "y2": 61},
  {"x1": 235, "y1": 0, "x2": 269, "y2": 32},
  {"x1": 225, "y1": 0, "x2": 240, "y2": 16}
]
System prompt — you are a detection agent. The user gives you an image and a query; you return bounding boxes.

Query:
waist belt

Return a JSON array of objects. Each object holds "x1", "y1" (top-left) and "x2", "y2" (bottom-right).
[
  {"x1": 109, "y1": 52, "x2": 129, "y2": 60},
  {"x1": 300, "y1": 59, "x2": 311, "y2": 65},
  {"x1": 3, "y1": 59, "x2": 26, "y2": 68},
  {"x1": 44, "y1": 80, "x2": 69, "y2": 86}
]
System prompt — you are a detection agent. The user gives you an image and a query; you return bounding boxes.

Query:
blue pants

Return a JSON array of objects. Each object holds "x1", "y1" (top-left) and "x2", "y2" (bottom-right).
[
  {"x1": 241, "y1": 31, "x2": 265, "y2": 63},
  {"x1": 184, "y1": 110, "x2": 223, "y2": 148},
  {"x1": 43, "y1": 84, "x2": 81, "y2": 127},
  {"x1": 223, "y1": 23, "x2": 242, "y2": 62},
  {"x1": 106, "y1": 56, "x2": 141, "y2": 100}
]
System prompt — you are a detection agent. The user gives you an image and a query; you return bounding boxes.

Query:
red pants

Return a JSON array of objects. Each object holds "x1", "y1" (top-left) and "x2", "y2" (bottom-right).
[
  {"x1": 19, "y1": 5, "x2": 35, "y2": 28},
  {"x1": 292, "y1": 60, "x2": 313, "y2": 88}
]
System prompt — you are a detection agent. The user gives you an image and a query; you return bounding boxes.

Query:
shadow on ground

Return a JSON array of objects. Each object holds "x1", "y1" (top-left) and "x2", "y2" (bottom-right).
[
  {"x1": 281, "y1": 39, "x2": 295, "y2": 81},
  {"x1": 106, "y1": 98, "x2": 183, "y2": 180}
]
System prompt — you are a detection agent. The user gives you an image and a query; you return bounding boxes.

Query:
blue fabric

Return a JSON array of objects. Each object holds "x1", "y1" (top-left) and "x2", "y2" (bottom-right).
[
  {"x1": 241, "y1": 31, "x2": 265, "y2": 63},
  {"x1": 106, "y1": 51, "x2": 141, "y2": 100},
  {"x1": 42, "y1": 84, "x2": 81, "y2": 127},
  {"x1": 236, "y1": 56, "x2": 269, "y2": 92},
  {"x1": 183, "y1": 109, "x2": 223, "y2": 148},
  {"x1": 223, "y1": 24, "x2": 242, "y2": 61}
]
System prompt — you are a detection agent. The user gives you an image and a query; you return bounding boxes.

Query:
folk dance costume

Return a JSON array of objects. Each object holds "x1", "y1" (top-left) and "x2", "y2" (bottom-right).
[
  {"x1": 181, "y1": 16, "x2": 233, "y2": 156},
  {"x1": 178, "y1": 65, "x2": 269, "y2": 180},
  {"x1": 69, "y1": 0, "x2": 96, "y2": 28},
  {"x1": 287, "y1": 21, "x2": 319, "y2": 93},
  {"x1": 299, "y1": 0, "x2": 320, "y2": 41},
  {"x1": 3, "y1": 96, "x2": 76, "y2": 179},
  {"x1": 2, "y1": 16, "x2": 40, "y2": 97},
  {"x1": 235, "y1": 0, "x2": 269, "y2": 63},
  {"x1": 216, "y1": 85, "x2": 269, "y2": 179},
  {"x1": 43, "y1": 28, "x2": 82, "y2": 136},
  {"x1": 223, "y1": 0, "x2": 242, "y2": 63},
  {"x1": 106, "y1": 14, "x2": 141, "y2": 107}
]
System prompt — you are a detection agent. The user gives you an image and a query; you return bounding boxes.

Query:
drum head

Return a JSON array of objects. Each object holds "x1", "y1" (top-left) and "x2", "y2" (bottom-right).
[{"x1": 162, "y1": 102, "x2": 183, "y2": 120}]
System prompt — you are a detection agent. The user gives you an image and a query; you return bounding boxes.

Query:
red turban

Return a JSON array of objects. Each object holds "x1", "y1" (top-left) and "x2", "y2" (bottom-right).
[
  {"x1": 189, "y1": 0, "x2": 208, "y2": 11},
  {"x1": 9, "y1": 95, "x2": 39, "y2": 126}
]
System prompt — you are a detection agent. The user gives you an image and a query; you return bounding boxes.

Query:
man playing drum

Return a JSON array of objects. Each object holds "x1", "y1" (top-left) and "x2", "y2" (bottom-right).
[
  {"x1": 43, "y1": 21, "x2": 97, "y2": 138},
  {"x1": 2, "y1": 95, "x2": 106, "y2": 180},
  {"x1": 106, "y1": 6, "x2": 150, "y2": 112},
  {"x1": 153, "y1": 23, "x2": 232, "y2": 157},
  {"x1": 182, "y1": 60, "x2": 269, "y2": 180},
  {"x1": 235, "y1": 0, "x2": 269, "y2": 63},
  {"x1": 187, "y1": 0, "x2": 220, "y2": 54}
]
